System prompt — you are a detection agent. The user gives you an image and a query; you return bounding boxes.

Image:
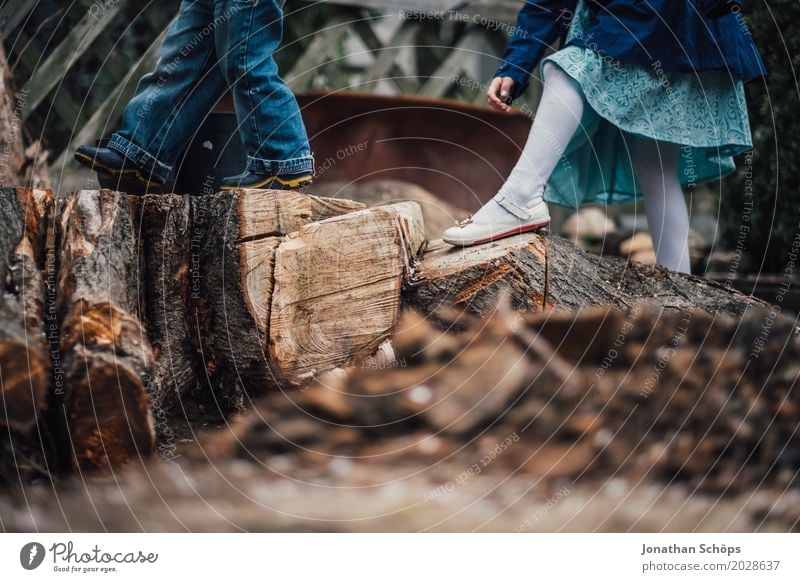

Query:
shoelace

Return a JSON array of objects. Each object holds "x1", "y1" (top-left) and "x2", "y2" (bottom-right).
[{"x1": 455, "y1": 214, "x2": 473, "y2": 227}]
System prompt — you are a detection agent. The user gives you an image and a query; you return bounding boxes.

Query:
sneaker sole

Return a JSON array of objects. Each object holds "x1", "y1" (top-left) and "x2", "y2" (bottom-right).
[
  {"x1": 442, "y1": 218, "x2": 550, "y2": 247},
  {"x1": 74, "y1": 151, "x2": 164, "y2": 188},
  {"x1": 220, "y1": 175, "x2": 313, "y2": 191}
]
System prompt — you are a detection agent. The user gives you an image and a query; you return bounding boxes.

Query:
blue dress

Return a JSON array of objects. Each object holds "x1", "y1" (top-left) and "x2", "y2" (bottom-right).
[{"x1": 497, "y1": 0, "x2": 764, "y2": 209}]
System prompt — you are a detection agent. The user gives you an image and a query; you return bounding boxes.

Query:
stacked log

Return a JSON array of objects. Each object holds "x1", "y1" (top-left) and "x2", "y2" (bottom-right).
[
  {"x1": 269, "y1": 201, "x2": 424, "y2": 386},
  {"x1": 56, "y1": 190, "x2": 155, "y2": 472},
  {"x1": 0, "y1": 188, "x2": 53, "y2": 485}
]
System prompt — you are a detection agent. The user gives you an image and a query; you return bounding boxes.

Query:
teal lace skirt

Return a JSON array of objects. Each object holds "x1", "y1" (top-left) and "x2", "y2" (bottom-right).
[{"x1": 540, "y1": 1, "x2": 753, "y2": 209}]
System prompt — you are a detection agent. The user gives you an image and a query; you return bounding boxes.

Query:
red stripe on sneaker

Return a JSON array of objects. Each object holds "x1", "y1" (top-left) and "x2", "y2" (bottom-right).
[{"x1": 468, "y1": 220, "x2": 550, "y2": 245}]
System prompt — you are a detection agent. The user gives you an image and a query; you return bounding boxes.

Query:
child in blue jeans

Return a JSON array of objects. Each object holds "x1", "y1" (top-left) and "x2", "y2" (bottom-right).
[{"x1": 75, "y1": 0, "x2": 313, "y2": 191}]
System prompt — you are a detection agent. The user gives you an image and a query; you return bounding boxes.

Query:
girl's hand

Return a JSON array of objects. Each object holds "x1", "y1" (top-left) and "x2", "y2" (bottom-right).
[{"x1": 488, "y1": 77, "x2": 516, "y2": 112}]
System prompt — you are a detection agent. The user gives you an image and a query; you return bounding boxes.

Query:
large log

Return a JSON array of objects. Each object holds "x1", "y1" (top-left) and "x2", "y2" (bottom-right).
[
  {"x1": 0, "y1": 188, "x2": 54, "y2": 485},
  {"x1": 408, "y1": 233, "x2": 766, "y2": 323},
  {"x1": 56, "y1": 190, "x2": 155, "y2": 472},
  {"x1": 0, "y1": 183, "x2": 785, "y2": 484}
]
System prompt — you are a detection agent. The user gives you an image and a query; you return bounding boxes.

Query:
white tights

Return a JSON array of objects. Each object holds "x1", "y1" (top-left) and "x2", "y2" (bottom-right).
[{"x1": 495, "y1": 62, "x2": 692, "y2": 274}]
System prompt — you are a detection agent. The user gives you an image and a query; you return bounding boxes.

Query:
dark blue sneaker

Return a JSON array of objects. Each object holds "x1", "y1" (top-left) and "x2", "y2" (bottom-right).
[
  {"x1": 74, "y1": 145, "x2": 167, "y2": 187},
  {"x1": 220, "y1": 170, "x2": 313, "y2": 191}
]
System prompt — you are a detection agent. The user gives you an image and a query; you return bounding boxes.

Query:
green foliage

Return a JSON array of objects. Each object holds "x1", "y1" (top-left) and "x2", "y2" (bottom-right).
[{"x1": 719, "y1": 0, "x2": 800, "y2": 271}]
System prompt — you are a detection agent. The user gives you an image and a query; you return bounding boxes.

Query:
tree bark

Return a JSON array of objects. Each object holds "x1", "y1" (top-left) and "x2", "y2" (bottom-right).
[
  {"x1": 408, "y1": 233, "x2": 766, "y2": 325},
  {"x1": 0, "y1": 188, "x2": 54, "y2": 485},
  {"x1": 56, "y1": 190, "x2": 155, "y2": 472},
  {"x1": 131, "y1": 195, "x2": 198, "y2": 446}
]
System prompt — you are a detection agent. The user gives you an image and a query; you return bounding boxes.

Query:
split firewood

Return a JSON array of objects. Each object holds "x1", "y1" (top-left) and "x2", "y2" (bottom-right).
[
  {"x1": 187, "y1": 188, "x2": 366, "y2": 410},
  {"x1": 268, "y1": 201, "x2": 424, "y2": 386},
  {"x1": 0, "y1": 188, "x2": 53, "y2": 484},
  {"x1": 56, "y1": 190, "x2": 155, "y2": 472},
  {"x1": 408, "y1": 233, "x2": 766, "y2": 324},
  {"x1": 205, "y1": 290, "x2": 800, "y2": 492}
]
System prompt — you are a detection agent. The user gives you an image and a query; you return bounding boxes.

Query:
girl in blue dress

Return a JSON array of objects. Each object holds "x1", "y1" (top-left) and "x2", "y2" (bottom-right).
[{"x1": 441, "y1": 0, "x2": 765, "y2": 274}]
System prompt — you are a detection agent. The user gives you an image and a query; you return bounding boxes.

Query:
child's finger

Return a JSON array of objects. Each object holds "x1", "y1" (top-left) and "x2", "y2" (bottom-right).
[
  {"x1": 487, "y1": 78, "x2": 507, "y2": 111},
  {"x1": 499, "y1": 78, "x2": 515, "y2": 104},
  {"x1": 486, "y1": 77, "x2": 502, "y2": 109}
]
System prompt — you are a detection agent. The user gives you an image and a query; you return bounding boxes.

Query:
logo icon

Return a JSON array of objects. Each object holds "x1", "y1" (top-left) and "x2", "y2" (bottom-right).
[{"x1": 20, "y1": 542, "x2": 46, "y2": 570}]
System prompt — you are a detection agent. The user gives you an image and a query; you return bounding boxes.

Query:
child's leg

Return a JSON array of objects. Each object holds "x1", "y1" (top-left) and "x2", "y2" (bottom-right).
[
  {"x1": 491, "y1": 61, "x2": 585, "y2": 220},
  {"x1": 107, "y1": 0, "x2": 228, "y2": 183},
  {"x1": 633, "y1": 137, "x2": 692, "y2": 274},
  {"x1": 217, "y1": 0, "x2": 313, "y2": 184},
  {"x1": 442, "y1": 62, "x2": 584, "y2": 245}
]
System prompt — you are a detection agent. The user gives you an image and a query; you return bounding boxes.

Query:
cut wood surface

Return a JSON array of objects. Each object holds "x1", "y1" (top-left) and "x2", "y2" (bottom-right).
[
  {"x1": 311, "y1": 179, "x2": 469, "y2": 241},
  {"x1": 56, "y1": 190, "x2": 155, "y2": 472},
  {"x1": 269, "y1": 203, "x2": 420, "y2": 386}
]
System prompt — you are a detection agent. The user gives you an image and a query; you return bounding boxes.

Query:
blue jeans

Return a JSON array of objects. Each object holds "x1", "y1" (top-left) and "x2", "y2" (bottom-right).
[{"x1": 108, "y1": 0, "x2": 313, "y2": 183}]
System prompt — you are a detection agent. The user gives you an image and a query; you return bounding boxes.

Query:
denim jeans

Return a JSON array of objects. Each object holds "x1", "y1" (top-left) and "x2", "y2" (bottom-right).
[{"x1": 108, "y1": 0, "x2": 313, "y2": 183}]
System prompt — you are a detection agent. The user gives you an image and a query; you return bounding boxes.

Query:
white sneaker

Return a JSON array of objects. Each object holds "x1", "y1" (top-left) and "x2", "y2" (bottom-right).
[{"x1": 442, "y1": 197, "x2": 550, "y2": 246}]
